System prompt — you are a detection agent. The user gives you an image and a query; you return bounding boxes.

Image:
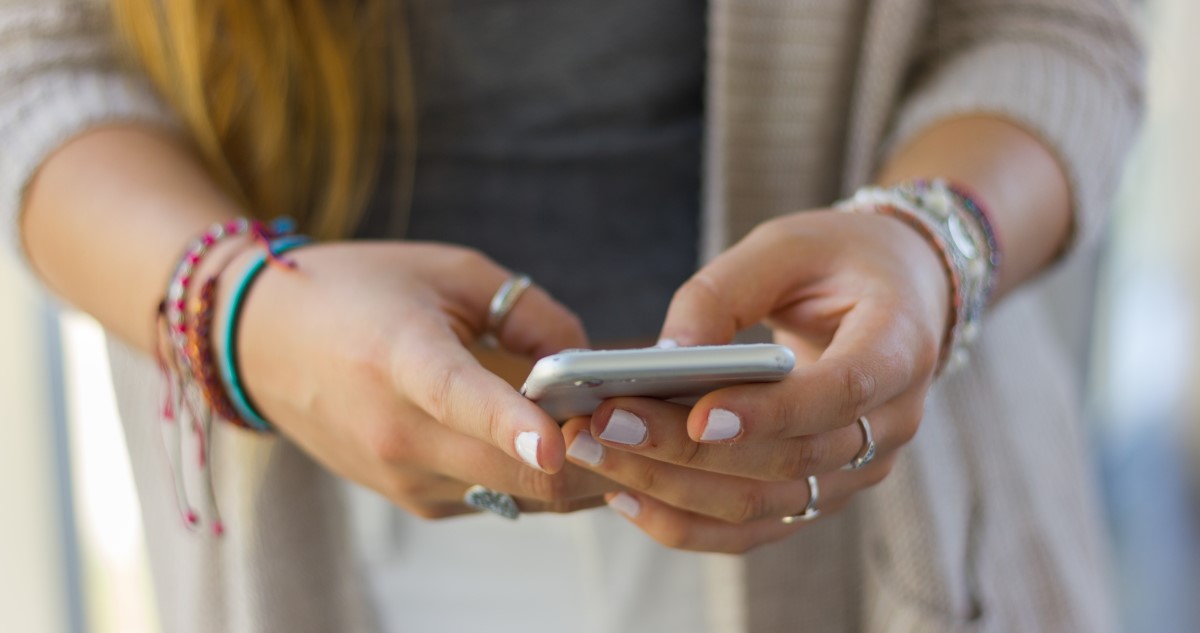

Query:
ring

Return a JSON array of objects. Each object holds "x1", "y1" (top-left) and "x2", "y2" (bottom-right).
[
  {"x1": 463, "y1": 485, "x2": 520, "y2": 520},
  {"x1": 484, "y1": 274, "x2": 533, "y2": 345},
  {"x1": 781, "y1": 476, "x2": 820, "y2": 524},
  {"x1": 843, "y1": 415, "x2": 876, "y2": 470}
]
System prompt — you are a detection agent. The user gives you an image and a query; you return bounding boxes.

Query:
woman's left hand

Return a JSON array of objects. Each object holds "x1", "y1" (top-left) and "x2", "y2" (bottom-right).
[{"x1": 561, "y1": 209, "x2": 952, "y2": 553}]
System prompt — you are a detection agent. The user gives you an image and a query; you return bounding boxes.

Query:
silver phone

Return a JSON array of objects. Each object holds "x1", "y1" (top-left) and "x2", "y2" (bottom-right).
[{"x1": 520, "y1": 344, "x2": 795, "y2": 421}]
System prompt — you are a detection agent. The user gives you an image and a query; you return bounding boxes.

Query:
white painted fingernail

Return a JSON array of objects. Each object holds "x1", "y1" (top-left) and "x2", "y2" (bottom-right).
[
  {"x1": 608, "y1": 492, "x2": 641, "y2": 518},
  {"x1": 567, "y1": 432, "x2": 605, "y2": 466},
  {"x1": 515, "y1": 431, "x2": 542, "y2": 470},
  {"x1": 701, "y1": 408, "x2": 742, "y2": 441},
  {"x1": 655, "y1": 338, "x2": 679, "y2": 349},
  {"x1": 600, "y1": 409, "x2": 647, "y2": 445}
]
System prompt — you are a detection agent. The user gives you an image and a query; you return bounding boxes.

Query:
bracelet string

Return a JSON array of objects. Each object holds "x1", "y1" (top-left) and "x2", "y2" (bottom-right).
[{"x1": 155, "y1": 218, "x2": 305, "y2": 536}]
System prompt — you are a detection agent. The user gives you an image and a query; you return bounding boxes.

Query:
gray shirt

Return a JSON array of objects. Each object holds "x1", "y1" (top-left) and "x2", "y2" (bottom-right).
[{"x1": 361, "y1": 0, "x2": 705, "y2": 342}]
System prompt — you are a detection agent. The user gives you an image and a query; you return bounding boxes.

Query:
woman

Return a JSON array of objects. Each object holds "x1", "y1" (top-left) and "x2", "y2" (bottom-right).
[{"x1": 1, "y1": 0, "x2": 1140, "y2": 631}]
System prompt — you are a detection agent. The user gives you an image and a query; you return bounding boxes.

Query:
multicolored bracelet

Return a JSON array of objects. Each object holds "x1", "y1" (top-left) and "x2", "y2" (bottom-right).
[
  {"x1": 836, "y1": 179, "x2": 1002, "y2": 373},
  {"x1": 155, "y1": 217, "x2": 305, "y2": 535},
  {"x1": 218, "y1": 235, "x2": 312, "y2": 431},
  {"x1": 164, "y1": 217, "x2": 295, "y2": 373}
]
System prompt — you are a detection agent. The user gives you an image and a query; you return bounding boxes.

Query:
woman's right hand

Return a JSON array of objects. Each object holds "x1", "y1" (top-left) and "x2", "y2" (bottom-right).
[{"x1": 218, "y1": 241, "x2": 615, "y2": 517}]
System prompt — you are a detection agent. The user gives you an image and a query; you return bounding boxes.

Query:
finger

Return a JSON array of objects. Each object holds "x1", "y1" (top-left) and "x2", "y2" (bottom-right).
[
  {"x1": 603, "y1": 492, "x2": 804, "y2": 554},
  {"x1": 562, "y1": 419, "x2": 879, "y2": 524},
  {"x1": 659, "y1": 222, "x2": 833, "y2": 346},
  {"x1": 687, "y1": 303, "x2": 930, "y2": 441},
  {"x1": 395, "y1": 328, "x2": 569, "y2": 473},
  {"x1": 412, "y1": 419, "x2": 619, "y2": 503},
  {"x1": 431, "y1": 249, "x2": 588, "y2": 357},
  {"x1": 496, "y1": 284, "x2": 589, "y2": 359},
  {"x1": 588, "y1": 398, "x2": 909, "y2": 480}
]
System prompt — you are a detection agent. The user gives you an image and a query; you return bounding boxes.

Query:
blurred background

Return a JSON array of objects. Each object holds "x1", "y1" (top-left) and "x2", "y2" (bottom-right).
[{"x1": 1, "y1": 1, "x2": 1197, "y2": 632}]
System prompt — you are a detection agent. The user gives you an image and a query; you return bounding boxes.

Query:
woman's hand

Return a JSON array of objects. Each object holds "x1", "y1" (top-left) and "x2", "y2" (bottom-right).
[
  {"x1": 221, "y1": 241, "x2": 617, "y2": 518},
  {"x1": 561, "y1": 210, "x2": 950, "y2": 552}
]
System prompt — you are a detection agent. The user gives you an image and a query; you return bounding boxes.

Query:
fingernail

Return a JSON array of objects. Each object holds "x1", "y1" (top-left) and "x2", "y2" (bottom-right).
[
  {"x1": 566, "y1": 431, "x2": 605, "y2": 466},
  {"x1": 600, "y1": 409, "x2": 647, "y2": 445},
  {"x1": 515, "y1": 431, "x2": 542, "y2": 470},
  {"x1": 655, "y1": 338, "x2": 679, "y2": 349},
  {"x1": 701, "y1": 408, "x2": 742, "y2": 441},
  {"x1": 608, "y1": 492, "x2": 641, "y2": 518}
]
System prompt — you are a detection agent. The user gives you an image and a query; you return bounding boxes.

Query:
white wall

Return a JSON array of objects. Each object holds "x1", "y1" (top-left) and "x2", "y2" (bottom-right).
[{"x1": 0, "y1": 259, "x2": 68, "y2": 633}]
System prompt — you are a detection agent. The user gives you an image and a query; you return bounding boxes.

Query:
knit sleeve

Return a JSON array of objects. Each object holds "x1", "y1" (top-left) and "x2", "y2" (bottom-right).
[
  {"x1": 0, "y1": 0, "x2": 177, "y2": 271},
  {"x1": 885, "y1": 0, "x2": 1144, "y2": 251}
]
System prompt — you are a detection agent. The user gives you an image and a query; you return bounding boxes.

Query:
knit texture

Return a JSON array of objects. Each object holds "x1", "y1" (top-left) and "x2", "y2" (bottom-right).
[
  {"x1": 0, "y1": 0, "x2": 175, "y2": 269},
  {"x1": 0, "y1": 0, "x2": 1142, "y2": 632}
]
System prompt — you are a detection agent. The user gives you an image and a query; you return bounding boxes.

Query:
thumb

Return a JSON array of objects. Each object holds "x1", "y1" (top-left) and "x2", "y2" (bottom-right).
[{"x1": 660, "y1": 229, "x2": 827, "y2": 346}]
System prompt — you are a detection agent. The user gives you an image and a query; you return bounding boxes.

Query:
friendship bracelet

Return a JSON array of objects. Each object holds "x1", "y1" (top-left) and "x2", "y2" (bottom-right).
[
  {"x1": 165, "y1": 217, "x2": 295, "y2": 374},
  {"x1": 218, "y1": 235, "x2": 312, "y2": 431},
  {"x1": 837, "y1": 179, "x2": 1002, "y2": 373},
  {"x1": 186, "y1": 276, "x2": 254, "y2": 430}
]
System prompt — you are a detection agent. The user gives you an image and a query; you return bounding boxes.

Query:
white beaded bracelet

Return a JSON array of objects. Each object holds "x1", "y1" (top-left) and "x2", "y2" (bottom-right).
[{"x1": 836, "y1": 179, "x2": 1001, "y2": 373}]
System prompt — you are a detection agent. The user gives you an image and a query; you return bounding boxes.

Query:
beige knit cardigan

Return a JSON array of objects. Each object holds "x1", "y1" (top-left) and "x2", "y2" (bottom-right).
[{"x1": 0, "y1": 0, "x2": 1142, "y2": 631}]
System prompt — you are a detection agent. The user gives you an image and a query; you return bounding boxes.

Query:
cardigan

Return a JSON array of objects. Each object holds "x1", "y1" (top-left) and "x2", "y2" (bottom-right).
[{"x1": 0, "y1": 0, "x2": 1142, "y2": 631}]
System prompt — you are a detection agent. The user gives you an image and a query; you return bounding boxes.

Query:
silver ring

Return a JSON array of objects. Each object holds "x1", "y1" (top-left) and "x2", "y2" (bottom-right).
[
  {"x1": 463, "y1": 485, "x2": 520, "y2": 520},
  {"x1": 781, "y1": 476, "x2": 820, "y2": 524},
  {"x1": 843, "y1": 416, "x2": 876, "y2": 470},
  {"x1": 486, "y1": 274, "x2": 533, "y2": 337}
]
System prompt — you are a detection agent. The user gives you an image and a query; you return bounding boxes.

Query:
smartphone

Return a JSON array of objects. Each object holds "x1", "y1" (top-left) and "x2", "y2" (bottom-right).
[{"x1": 520, "y1": 344, "x2": 795, "y2": 421}]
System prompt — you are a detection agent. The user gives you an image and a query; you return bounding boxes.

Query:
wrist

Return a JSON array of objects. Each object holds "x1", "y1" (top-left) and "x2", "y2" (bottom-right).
[
  {"x1": 211, "y1": 236, "x2": 312, "y2": 431},
  {"x1": 837, "y1": 179, "x2": 1002, "y2": 373}
]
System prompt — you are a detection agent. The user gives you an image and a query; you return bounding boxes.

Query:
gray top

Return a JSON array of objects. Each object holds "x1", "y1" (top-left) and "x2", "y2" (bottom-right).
[{"x1": 360, "y1": 0, "x2": 706, "y2": 342}]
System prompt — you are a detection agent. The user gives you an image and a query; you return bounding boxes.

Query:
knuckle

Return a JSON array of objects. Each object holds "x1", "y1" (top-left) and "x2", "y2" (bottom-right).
[
  {"x1": 445, "y1": 245, "x2": 491, "y2": 274},
  {"x1": 426, "y1": 362, "x2": 462, "y2": 424},
  {"x1": 840, "y1": 363, "x2": 877, "y2": 419},
  {"x1": 368, "y1": 424, "x2": 411, "y2": 464},
  {"x1": 730, "y1": 485, "x2": 768, "y2": 524},
  {"x1": 670, "y1": 436, "x2": 706, "y2": 469},
  {"x1": 776, "y1": 439, "x2": 823, "y2": 480},
  {"x1": 627, "y1": 461, "x2": 663, "y2": 495},
  {"x1": 655, "y1": 520, "x2": 694, "y2": 551},
  {"x1": 518, "y1": 467, "x2": 569, "y2": 503}
]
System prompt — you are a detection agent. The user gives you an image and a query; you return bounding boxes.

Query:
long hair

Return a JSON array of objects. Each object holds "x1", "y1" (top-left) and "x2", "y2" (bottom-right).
[{"x1": 109, "y1": 0, "x2": 409, "y2": 239}]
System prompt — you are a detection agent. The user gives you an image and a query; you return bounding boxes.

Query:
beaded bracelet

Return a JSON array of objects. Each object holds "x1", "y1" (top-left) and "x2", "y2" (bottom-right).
[
  {"x1": 836, "y1": 179, "x2": 1002, "y2": 373},
  {"x1": 156, "y1": 218, "x2": 302, "y2": 535},
  {"x1": 218, "y1": 235, "x2": 312, "y2": 431},
  {"x1": 164, "y1": 217, "x2": 295, "y2": 374}
]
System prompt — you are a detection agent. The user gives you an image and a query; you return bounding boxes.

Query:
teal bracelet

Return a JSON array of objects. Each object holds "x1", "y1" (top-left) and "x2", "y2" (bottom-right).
[{"x1": 219, "y1": 236, "x2": 312, "y2": 431}]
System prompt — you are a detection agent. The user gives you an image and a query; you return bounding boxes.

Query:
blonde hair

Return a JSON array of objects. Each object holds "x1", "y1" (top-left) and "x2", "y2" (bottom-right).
[{"x1": 110, "y1": 0, "x2": 410, "y2": 240}]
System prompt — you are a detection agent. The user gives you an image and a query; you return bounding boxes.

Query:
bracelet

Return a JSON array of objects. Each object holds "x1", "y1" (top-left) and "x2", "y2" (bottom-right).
[
  {"x1": 164, "y1": 217, "x2": 294, "y2": 374},
  {"x1": 218, "y1": 235, "x2": 312, "y2": 431},
  {"x1": 836, "y1": 179, "x2": 1001, "y2": 373},
  {"x1": 186, "y1": 275, "x2": 254, "y2": 430},
  {"x1": 155, "y1": 217, "x2": 301, "y2": 535}
]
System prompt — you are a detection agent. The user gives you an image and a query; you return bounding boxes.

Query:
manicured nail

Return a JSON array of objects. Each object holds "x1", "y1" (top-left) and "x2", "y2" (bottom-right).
[
  {"x1": 701, "y1": 408, "x2": 742, "y2": 441},
  {"x1": 600, "y1": 409, "x2": 647, "y2": 445},
  {"x1": 655, "y1": 338, "x2": 679, "y2": 349},
  {"x1": 567, "y1": 431, "x2": 605, "y2": 466},
  {"x1": 608, "y1": 492, "x2": 641, "y2": 518},
  {"x1": 515, "y1": 431, "x2": 542, "y2": 470}
]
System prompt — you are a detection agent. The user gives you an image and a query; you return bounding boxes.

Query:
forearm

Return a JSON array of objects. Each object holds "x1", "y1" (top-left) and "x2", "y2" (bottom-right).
[
  {"x1": 20, "y1": 125, "x2": 243, "y2": 352},
  {"x1": 875, "y1": 115, "x2": 1072, "y2": 299}
]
